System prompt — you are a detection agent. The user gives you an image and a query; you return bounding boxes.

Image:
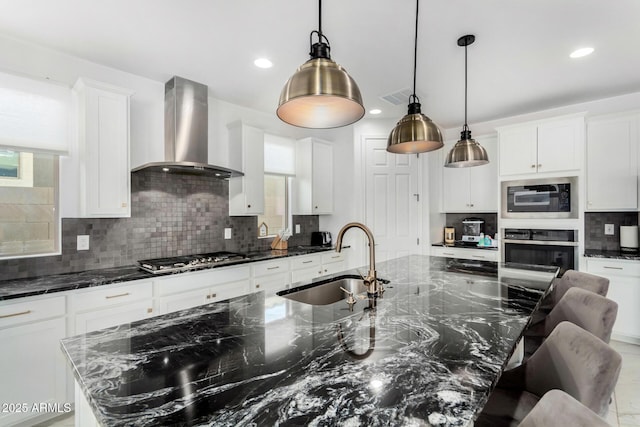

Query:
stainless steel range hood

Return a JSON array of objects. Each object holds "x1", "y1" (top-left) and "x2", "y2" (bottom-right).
[{"x1": 132, "y1": 76, "x2": 243, "y2": 178}]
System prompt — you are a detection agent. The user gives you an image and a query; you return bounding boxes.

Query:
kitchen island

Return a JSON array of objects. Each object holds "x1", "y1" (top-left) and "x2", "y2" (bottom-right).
[{"x1": 61, "y1": 255, "x2": 557, "y2": 426}]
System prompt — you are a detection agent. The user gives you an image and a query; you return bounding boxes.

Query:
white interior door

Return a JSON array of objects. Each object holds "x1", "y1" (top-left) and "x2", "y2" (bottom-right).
[{"x1": 364, "y1": 137, "x2": 420, "y2": 262}]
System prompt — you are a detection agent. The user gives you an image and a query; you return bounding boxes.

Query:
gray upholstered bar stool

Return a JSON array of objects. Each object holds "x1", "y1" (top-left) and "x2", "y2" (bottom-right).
[
  {"x1": 534, "y1": 269, "x2": 610, "y2": 319},
  {"x1": 475, "y1": 322, "x2": 622, "y2": 427},
  {"x1": 517, "y1": 389, "x2": 611, "y2": 427},
  {"x1": 524, "y1": 286, "x2": 618, "y2": 357}
]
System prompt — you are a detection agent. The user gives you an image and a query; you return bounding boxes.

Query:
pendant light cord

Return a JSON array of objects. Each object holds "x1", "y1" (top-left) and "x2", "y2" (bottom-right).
[
  {"x1": 464, "y1": 41, "x2": 468, "y2": 131},
  {"x1": 411, "y1": 0, "x2": 419, "y2": 104},
  {"x1": 318, "y1": 0, "x2": 322, "y2": 40}
]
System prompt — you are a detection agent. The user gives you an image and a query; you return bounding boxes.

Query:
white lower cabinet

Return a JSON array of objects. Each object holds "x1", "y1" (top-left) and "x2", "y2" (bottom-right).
[
  {"x1": 321, "y1": 251, "x2": 347, "y2": 275},
  {"x1": 70, "y1": 280, "x2": 154, "y2": 334},
  {"x1": 0, "y1": 296, "x2": 67, "y2": 426},
  {"x1": 155, "y1": 266, "x2": 251, "y2": 314},
  {"x1": 252, "y1": 259, "x2": 291, "y2": 296},
  {"x1": 290, "y1": 254, "x2": 323, "y2": 284},
  {"x1": 431, "y1": 246, "x2": 499, "y2": 262},
  {"x1": 585, "y1": 258, "x2": 640, "y2": 344}
]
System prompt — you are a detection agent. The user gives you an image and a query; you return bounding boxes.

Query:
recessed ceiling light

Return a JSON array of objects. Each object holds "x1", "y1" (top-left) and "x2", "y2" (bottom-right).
[
  {"x1": 570, "y1": 47, "x2": 594, "y2": 59},
  {"x1": 254, "y1": 58, "x2": 273, "y2": 69},
  {"x1": 369, "y1": 109, "x2": 382, "y2": 115}
]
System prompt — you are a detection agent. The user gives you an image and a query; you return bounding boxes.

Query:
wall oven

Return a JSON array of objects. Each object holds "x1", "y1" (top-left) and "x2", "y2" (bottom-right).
[
  {"x1": 503, "y1": 229, "x2": 577, "y2": 276},
  {"x1": 501, "y1": 177, "x2": 578, "y2": 219}
]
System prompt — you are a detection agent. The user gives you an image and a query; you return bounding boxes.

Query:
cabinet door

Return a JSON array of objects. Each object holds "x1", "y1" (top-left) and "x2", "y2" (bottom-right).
[
  {"x1": 228, "y1": 123, "x2": 264, "y2": 215},
  {"x1": 606, "y1": 274, "x2": 640, "y2": 341},
  {"x1": 537, "y1": 117, "x2": 583, "y2": 173},
  {"x1": 158, "y1": 288, "x2": 209, "y2": 314},
  {"x1": 442, "y1": 165, "x2": 471, "y2": 212},
  {"x1": 468, "y1": 136, "x2": 498, "y2": 212},
  {"x1": 75, "y1": 300, "x2": 154, "y2": 334},
  {"x1": 586, "y1": 114, "x2": 638, "y2": 210},
  {"x1": 498, "y1": 125, "x2": 538, "y2": 176},
  {"x1": 312, "y1": 141, "x2": 334, "y2": 214},
  {"x1": 0, "y1": 318, "x2": 67, "y2": 426},
  {"x1": 75, "y1": 79, "x2": 132, "y2": 218},
  {"x1": 253, "y1": 272, "x2": 289, "y2": 296}
]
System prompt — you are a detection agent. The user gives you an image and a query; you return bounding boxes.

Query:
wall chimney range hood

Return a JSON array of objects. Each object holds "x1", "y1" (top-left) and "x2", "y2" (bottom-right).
[{"x1": 132, "y1": 76, "x2": 243, "y2": 178}]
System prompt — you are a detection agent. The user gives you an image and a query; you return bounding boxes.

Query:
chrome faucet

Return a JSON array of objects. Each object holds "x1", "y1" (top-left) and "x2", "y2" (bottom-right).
[{"x1": 335, "y1": 222, "x2": 379, "y2": 296}]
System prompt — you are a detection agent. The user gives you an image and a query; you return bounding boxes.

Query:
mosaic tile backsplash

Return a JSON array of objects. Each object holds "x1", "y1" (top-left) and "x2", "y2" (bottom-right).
[
  {"x1": 585, "y1": 211, "x2": 639, "y2": 251},
  {"x1": 0, "y1": 171, "x2": 319, "y2": 280}
]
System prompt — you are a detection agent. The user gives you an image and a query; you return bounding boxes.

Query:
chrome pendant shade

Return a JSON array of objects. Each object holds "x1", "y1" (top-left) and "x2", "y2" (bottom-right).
[
  {"x1": 387, "y1": 100, "x2": 443, "y2": 154},
  {"x1": 277, "y1": 0, "x2": 364, "y2": 129},
  {"x1": 387, "y1": 0, "x2": 443, "y2": 154},
  {"x1": 444, "y1": 34, "x2": 489, "y2": 168}
]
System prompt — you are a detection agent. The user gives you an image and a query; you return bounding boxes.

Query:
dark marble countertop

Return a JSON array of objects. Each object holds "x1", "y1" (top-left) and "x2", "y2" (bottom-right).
[
  {"x1": 584, "y1": 249, "x2": 640, "y2": 261},
  {"x1": 61, "y1": 255, "x2": 557, "y2": 427},
  {"x1": 0, "y1": 246, "x2": 336, "y2": 302}
]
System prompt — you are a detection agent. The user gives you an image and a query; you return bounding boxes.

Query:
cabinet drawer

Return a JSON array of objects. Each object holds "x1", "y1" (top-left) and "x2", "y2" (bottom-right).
[
  {"x1": 0, "y1": 296, "x2": 65, "y2": 328},
  {"x1": 290, "y1": 254, "x2": 321, "y2": 270},
  {"x1": 321, "y1": 251, "x2": 345, "y2": 264},
  {"x1": 586, "y1": 259, "x2": 640, "y2": 277},
  {"x1": 156, "y1": 266, "x2": 250, "y2": 296},
  {"x1": 71, "y1": 280, "x2": 153, "y2": 312},
  {"x1": 252, "y1": 259, "x2": 289, "y2": 277},
  {"x1": 432, "y1": 247, "x2": 498, "y2": 262}
]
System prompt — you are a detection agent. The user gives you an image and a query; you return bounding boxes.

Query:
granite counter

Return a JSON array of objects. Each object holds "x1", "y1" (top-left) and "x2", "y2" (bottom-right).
[
  {"x1": 0, "y1": 246, "x2": 335, "y2": 301},
  {"x1": 61, "y1": 255, "x2": 557, "y2": 426}
]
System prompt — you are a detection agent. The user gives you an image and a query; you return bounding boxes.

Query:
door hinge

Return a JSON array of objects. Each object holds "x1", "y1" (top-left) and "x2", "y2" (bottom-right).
[
  {"x1": 417, "y1": 237, "x2": 420, "y2": 245},
  {"x1": 414, "y1": 193, "x2": 420, "y2": 202}
]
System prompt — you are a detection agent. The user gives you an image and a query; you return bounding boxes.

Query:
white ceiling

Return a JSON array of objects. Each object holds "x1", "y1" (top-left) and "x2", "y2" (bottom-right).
[{"x1": 0, "y1": 0, "x2": 639, "y2": 129}]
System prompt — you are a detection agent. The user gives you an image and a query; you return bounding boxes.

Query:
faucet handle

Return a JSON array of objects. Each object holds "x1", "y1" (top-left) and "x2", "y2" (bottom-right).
[{"x1": 340, "y1": 287, "x2": 357, "y2": 305}]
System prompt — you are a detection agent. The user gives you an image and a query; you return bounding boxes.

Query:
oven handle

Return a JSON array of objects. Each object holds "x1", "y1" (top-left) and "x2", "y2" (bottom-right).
[{"x1": 503, "y1": 239, "x2": 578, "y2": 247}]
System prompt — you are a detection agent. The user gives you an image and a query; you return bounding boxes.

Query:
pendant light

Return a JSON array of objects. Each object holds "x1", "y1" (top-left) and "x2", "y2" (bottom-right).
[
  {"x1": 277, "y1": 0, "x2": 364, "y2": 129},
  {"x1": 444, "y1": 35, "x2": 489, "y2": 167},
  {"x1": 387, "y1": 0, "x2": 443, "y2": 154}
]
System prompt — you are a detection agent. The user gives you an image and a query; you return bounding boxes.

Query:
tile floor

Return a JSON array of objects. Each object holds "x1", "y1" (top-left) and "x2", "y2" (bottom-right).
[{"x1": 35, "y1": 340, "x2": 640, "y2": 427}]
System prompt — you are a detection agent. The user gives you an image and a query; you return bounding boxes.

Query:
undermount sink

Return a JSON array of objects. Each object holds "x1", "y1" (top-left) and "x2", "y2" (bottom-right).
[{"x1": 277, "y1": 275, "x2": 368, "y2": 305}]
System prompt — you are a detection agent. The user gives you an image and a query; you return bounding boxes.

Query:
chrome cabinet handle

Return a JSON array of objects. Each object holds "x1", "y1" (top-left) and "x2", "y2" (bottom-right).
[
  {"x1": 538, "y1": 164, "x2": 542, "y2": 168},
  {"x1": 302, "y1": 260, "x2": 313, "y2": 264},
  {"x1": 105, "y1": 292, "x2": 130, "y2": 299},
  {"x1": 531, "y1": 164, "x2": 536, "y2": 168},
  {"x1": 603, "y1": 266, "x2": 623, "y2": 270},
  {"x1": 0, "y1": 309, "x2": 31, "y2": 319},
  {"x1": 256, "y1": 284, "x2": 261, "y2": 288},
  {"x1": 443, "y1": 252, "x2": 455, "y2": 256},
  {"x1": 267, "y1": 266, "x2": 280, "y2": 270}
]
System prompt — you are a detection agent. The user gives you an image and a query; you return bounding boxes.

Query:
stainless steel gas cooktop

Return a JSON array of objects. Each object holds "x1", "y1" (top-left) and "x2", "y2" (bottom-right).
[{"x1": 138, "y1": 251, "x2": 248, "y2": 274}]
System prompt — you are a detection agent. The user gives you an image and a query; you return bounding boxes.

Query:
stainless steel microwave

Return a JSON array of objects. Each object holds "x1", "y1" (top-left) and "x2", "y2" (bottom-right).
[{"x1": 501, "y1": 177, "x2": 578, "y2": 219}]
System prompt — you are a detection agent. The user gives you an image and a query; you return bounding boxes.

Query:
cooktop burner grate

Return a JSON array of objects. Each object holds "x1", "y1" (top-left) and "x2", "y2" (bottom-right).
[{"x1": 138, "y1": 251, "x2": 248, "y2": 274}]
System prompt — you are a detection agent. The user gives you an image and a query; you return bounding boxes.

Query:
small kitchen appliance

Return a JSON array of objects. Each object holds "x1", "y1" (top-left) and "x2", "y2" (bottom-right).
[
  {"x1": 444, "y1": 227, "x2": 455, "y2": 245},
  {"x1": 501, "y1": 177, "x2": 577, "y2": 219},
  {"x1": 461, "y1": 218, "x2": 485, "y2": 243},
  {"x1": 620, "y1": 225, "x2": 639, "y2": 252},
  {"x1": 311, "y1": 231, "x2": 332, "y2": 247}
]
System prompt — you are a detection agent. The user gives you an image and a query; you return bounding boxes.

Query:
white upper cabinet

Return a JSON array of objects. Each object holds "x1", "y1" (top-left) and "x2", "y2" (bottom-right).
[
  {"x1": 293, "y1": 137, "x2": 334, "y2": 215},
  {"x1": 74, "y1": 78, "x2": 133, "y2": 217},
  {"x1": 498, "y1": 116, "x2": 584, "y2": 177},
  {"x1": 228, "y1": 122, "x2": 264, "y2": 216},
  {"x1": 586, "y1": 113, "x2": 639, "y2": 210},
  {"x1": 442, "y1": 135, "x2": 498, "y2": 212}
]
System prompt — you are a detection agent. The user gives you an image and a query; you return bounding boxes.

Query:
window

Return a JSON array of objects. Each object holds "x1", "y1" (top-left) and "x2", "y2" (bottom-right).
[
  {"x1": 258, "y1": 134, "x2": 296, "y2": 238},
  {"x1": 0, "y1": 71, "x2": 69, "y2": 258},
  {"x1": 258, "y1": 174, "x2": 292, "y2": 238},
  {"x1": 0, "y1": 149, "x2": 59, "y2": 257}
]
